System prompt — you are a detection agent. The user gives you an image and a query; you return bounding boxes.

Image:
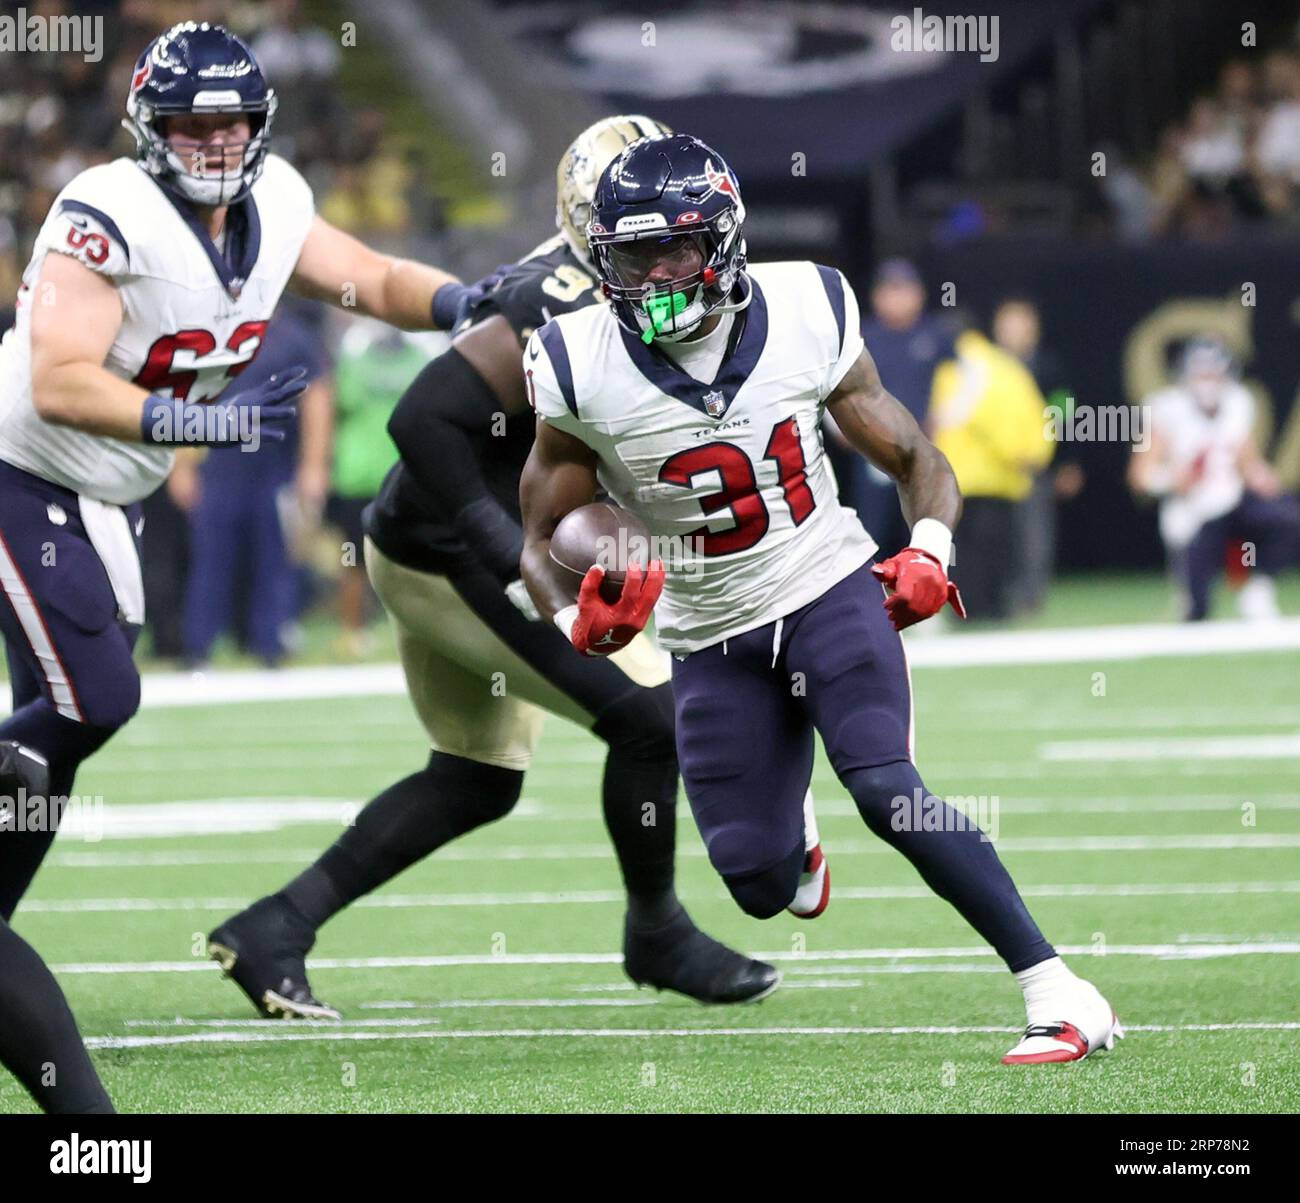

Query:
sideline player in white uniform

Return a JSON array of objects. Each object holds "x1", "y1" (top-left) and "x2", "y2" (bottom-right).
[
  {"x1": 0, "y1": 22, "x2": 474, "y2": 1113},
  {"x1": 520, "y1": 133, "x2": 1123, "y2": 1065},
  {"x1": 1130, "y1": 338, "x2": 1300, "y2": 620}
]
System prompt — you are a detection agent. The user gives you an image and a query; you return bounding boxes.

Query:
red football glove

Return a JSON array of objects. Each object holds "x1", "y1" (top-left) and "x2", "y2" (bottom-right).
[
  {"x1": 570, "y1": 560, "x2": 665, "y2": 655},
  {"x1": 871, "y1": 549, "x2": 967, "y2": 631}
]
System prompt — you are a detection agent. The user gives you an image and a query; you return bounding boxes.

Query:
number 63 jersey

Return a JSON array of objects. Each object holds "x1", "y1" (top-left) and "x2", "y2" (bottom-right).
[
  {"x1": 526, "y1": 260, "x2": 879, "y2": 654},
  {"x1": 0, "y1": 154, "x2": 313, "y2": 505}
]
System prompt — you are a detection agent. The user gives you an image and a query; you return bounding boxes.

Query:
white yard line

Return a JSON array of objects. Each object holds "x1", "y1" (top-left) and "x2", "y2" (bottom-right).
[
  {"x1": 42, "y1": 834, "x2": 1300, "y2": 866},
  {"x1": 19, "y1": 880, "x2": 1300, "y2": 914},
  {"x1": 1041, "y1": 733, "x2": 1300, "y2": 761},
  {"x1": 82, "y1": 1020, "x2": 1300, "y2": 1051},
  {"x1": 50, "y1": 941, "x2": 1300, "y2": 976}
]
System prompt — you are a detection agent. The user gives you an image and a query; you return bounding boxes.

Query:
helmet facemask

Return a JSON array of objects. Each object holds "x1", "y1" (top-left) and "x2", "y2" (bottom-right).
[
  {"x1": 125, "y1": 92, "x2": 276, "y2": 207},
  {"x1": 590, "y1": 213, "x2": 747, "y2": 344}
]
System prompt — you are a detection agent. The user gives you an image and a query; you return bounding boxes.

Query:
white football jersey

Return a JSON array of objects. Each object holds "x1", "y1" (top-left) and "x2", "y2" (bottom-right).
[
  {"x1": 1146, "y1": 383, "x2": 1254, "y2": 548},
  {"x1": 0, "y1": 154, "x2": 314, "y2": 505},
  {"x1": 526, "y1": 260, "x2": 876, "y2": 654}
]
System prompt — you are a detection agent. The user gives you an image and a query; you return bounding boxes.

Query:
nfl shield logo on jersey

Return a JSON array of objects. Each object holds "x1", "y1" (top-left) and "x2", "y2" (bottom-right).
[{"x1": 703, "y1": 390, "x2": 726, "y2": 418}]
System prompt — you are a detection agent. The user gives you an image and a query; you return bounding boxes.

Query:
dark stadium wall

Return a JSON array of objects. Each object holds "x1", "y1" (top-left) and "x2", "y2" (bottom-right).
[{"x1": 918, "y1": 237, "x2": 1300, "y2": 572}]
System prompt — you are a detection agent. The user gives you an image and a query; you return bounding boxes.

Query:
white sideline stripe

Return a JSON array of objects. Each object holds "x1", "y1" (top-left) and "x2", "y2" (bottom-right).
[
  {"x1": 20, "y1": 881, "x2": 1300, "y2": 914},
  {"x1": 1041, "y1": 733, "x2": 1300, "y2": 761},
  {"x1": 0, "y1": 528, "x2": 82, "y2": 720},
  {"x1": 50, "y1": 941, "x2": 1300, "y2": 975},
  {"x1": 82, "y1": 1020, "x2": 1300, "y2": 1051},
  {"x1": 5, "y1": 617, "x2": 1296, "y2": 720},
  {"x1": 43, "y1": 834, "x2": 1300, "y2": 869}
]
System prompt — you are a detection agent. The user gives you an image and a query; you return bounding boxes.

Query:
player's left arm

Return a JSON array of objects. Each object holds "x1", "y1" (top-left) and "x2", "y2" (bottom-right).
[
  {"x1": 827, "y1": 347, "x2": 961, "y2": 536},
  {"x1": 826, "y1": 347, "x2": 966, "y2": 627},
  {"x1": 289, "y1": 215, "x2": 465, "y2": 330},
  {"x1": 1237, "y1": 432, "x2": 1282, "y2": 498}
]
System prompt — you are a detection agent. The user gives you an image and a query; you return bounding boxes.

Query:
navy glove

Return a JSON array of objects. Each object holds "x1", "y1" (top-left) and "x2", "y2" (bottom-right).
[
  {"x1": 141, "y1": 368, "x2": 308, "y2": 448},
  {"x1": 430, "y1": 264, "x2": 513, "y2": 330}
]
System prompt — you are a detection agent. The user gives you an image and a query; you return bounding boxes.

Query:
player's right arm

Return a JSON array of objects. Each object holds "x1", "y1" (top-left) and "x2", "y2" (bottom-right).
[
  {"x1": 30, "y1": 248, "x2": 304, "y2": 448},
  {"x1": 28, "y1": 251, "x2": 148, "y2": 440},
  {"x1": 519, "y1": 418, "x2": 598, "y2": 623}
]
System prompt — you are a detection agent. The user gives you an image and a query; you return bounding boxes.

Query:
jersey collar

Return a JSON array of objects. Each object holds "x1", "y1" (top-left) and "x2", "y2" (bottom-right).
[
  {"x1": 618, "y1": 276, "x2": 768, "y2": 421},
  {"x1": 156, "y1": 181, "x2": 262, "y2": 300}
]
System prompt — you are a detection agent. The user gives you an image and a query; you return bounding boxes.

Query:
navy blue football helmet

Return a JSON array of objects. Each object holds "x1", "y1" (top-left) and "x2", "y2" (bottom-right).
[
  {"x1": 587, "y1": 134, "x2": 749, "y2": 343},
  {"x1": 124, "y1": 22, "x2": 276, "y2": 207}
]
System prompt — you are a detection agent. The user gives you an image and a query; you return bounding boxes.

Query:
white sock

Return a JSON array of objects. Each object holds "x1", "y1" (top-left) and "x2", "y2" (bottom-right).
[
  {"x1": 802, "y1": 788, "x2": 820, "y2": 853},
  {"x1": 1015, "y1": 956, "x2": 1083, "y2": 1024}
]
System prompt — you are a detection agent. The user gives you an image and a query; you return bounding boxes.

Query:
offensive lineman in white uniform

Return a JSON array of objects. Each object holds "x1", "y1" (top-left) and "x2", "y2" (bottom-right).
[
  {"x1": 520, "y1": 133, "x2": 1124, "y2": 1066},
  {"x1": 0, "y1": 22, "x2": 474, "y2": 1112}
]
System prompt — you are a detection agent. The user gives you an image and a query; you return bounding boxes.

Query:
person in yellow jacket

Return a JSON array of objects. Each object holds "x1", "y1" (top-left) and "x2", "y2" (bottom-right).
[{"x1": 929, "y1": 329, "x2": 1055, "y2": 619}]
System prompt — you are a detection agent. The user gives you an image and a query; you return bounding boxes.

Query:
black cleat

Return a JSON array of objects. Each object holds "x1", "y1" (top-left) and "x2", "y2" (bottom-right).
[
  {"x1": 623, "y1": 906, "x2": 781, "y2": 1005},
  {"x1": 208, "y1": 896, "x2": 341, "y2": 1020},
  {"x1": 0, "y1": 740, "x2": 49, "y2": 800}
]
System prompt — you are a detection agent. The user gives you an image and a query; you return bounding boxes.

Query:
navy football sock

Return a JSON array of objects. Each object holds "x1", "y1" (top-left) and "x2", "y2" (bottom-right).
[
  {"x1": 0, "y1": 916, "x2": 114, "y2": 1113},
  {"x1": 844, "y1": 760, "x2": 1055, "y2": 972},
  {"x1": 278, "y1": 751, "x2": 524, "y2": 929}
]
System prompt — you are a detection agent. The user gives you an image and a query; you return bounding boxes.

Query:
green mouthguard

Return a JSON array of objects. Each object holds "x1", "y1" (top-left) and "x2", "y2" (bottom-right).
[{"x1": 641, "y1": 291, "x2": 689, "y2": 343}]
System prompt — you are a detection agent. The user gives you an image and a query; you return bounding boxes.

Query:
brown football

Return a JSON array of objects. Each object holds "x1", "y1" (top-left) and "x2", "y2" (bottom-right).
[{"x1": 549, "y1": 502, "x2": 652, "y2": 605}]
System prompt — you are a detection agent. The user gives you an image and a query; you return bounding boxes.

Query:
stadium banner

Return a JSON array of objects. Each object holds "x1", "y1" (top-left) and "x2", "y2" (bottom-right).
[
  {"x1": 510, "y1": 0, "x2": 1108, "y2": 183},
  {"x1": 919, "y1": 237, "x2": 1300, "y2": 571}
]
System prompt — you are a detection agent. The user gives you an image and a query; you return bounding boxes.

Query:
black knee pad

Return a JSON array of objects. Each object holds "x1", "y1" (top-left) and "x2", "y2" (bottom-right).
[
  {"x1": 722, "y1": 839, "x2": 806, "y2": 919},
  {"x1": 426, "y1": 750, "x2": 524, "y2": 826},
  {"x1": 592, "y1": 683, "x2": 677, "y2": 763}
]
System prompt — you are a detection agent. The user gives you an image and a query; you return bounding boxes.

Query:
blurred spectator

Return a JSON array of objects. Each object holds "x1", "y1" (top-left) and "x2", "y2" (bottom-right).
[
  {"x1": 849, "y1": 258, "x2": 958, "y2": 556},
  {"x1": 992, "y1": 297, "x2": 1082, "y2": 615},
  {"x1": 177, "y1": 301, "x2": 333, "y2": 668},
  {"x1": 1254, "y1": 51, "x2": 1300, "y2": 215},
  {"x1": 1129, "y1": 339, "x2": 1300, "y2": 622},
  {"x1": 251, "y1": 0, "x2": 345, "y2": 153},
  {"x1": 325, "y1": 321, "x2": 443, "y2": 658},
  {"x1": 929, "y1": 329, "x2": 1054, "y2": 621}
]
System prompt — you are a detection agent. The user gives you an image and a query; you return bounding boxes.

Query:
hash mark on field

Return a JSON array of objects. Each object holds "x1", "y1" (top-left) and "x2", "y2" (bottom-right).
[{"x1": 82, "y1": 1021, "x2": 1300, "y2": 1051}]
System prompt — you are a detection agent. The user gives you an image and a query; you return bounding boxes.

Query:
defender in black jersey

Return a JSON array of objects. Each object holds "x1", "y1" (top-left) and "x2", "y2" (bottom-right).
[{"x1": 208, "y1": 117, "x2": 780, "y2": 1015}]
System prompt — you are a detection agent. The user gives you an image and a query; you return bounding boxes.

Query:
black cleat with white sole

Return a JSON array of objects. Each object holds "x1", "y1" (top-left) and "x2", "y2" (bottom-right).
[
  {"x1": 623, "y1": 906, "x2": 781, "y2": 1005},
  {"x1": 208, "y1": 896, "x2": 341, "y2": 1020}
]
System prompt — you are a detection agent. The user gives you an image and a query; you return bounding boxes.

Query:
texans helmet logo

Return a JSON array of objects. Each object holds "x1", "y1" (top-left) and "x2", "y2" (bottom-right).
[
  {"x1": 704, "y1": 159, "x2": 738, "y2": 201},
  {"x1": 131, "y1": 59, "x2": 152, "y2": 95}
]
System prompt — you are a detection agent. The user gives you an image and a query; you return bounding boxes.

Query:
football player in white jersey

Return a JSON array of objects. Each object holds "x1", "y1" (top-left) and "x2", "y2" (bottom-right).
[
  {"x1": 520, "y1": 133, "x2": 1124, "y2": 1065},
  {"x1": 0, "y1": 22, "x2": 476, "y2": 1112},
  {"x1": 1129, "y1": 337, "x2": 1300, "y2": 620}
]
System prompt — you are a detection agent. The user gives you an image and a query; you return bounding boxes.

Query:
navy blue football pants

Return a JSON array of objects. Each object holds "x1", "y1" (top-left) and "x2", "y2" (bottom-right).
[
  {"x1": 0, "y1": 461, "x2": 141, "y2": 918},
  {"x1": 670, "y1": 562, "x2": 1055, "y2": 972}
]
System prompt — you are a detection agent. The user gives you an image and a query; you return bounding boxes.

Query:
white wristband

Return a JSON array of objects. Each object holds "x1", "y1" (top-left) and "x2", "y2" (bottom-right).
[
  {"x1": 554, "y1": 604, "x2": 580, "y2": 645},
  {"x1": 909, "y1": 518, "x2": 954, "y2": 569}
]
